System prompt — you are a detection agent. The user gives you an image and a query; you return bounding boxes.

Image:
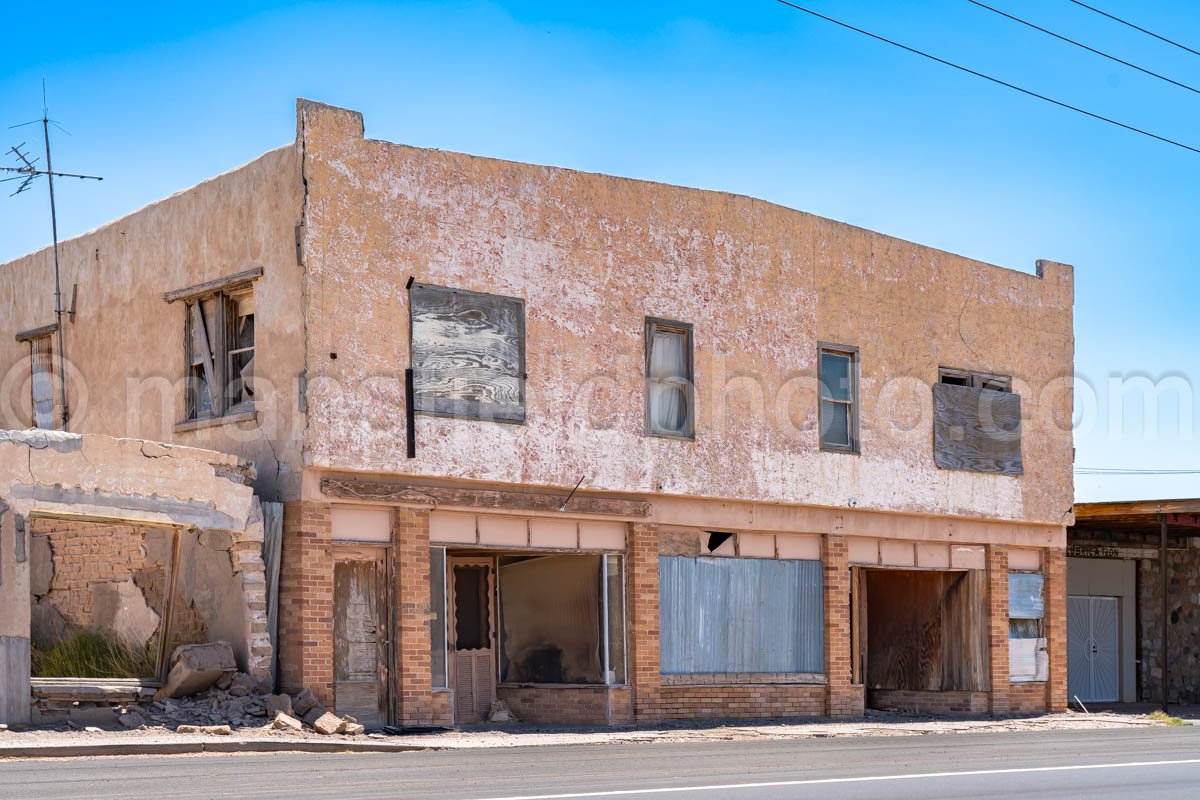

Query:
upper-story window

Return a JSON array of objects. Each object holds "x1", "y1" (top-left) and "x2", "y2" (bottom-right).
[
  {"x1": 645, "y1": 317, "x2": 694, "y2": 439},
  {"x1": 818, "y1": 344, "x2": 859, "y2": 453},
  {"x1": 933, "y1": 366, "x2": 1023, "y2": 475},
  {"x1": 164, "y1": 267, "x2": 262, "y2": 426},
  {"x1": 409, "y1": 282, "x2": 525, "y2": 424},
  {"x1": 15, "y1": 325, "x2": 58, "y2": 430},
  {"x1": 183, "y1": 290, "x2": 256, "y2": 421}
]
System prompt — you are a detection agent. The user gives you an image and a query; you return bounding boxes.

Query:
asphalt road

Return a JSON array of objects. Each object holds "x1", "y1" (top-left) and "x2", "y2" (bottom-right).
[{"x1": 3, "y1": 727, "x2": 1200, "y2": 800}]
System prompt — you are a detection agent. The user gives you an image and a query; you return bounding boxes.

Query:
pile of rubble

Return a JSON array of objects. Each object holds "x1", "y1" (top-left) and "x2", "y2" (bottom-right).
[{"x1": 128, "y1": 673, "x2": 364, "y2": 736}]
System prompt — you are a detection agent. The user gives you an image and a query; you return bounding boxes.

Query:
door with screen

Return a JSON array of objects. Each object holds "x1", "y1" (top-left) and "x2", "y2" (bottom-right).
[
  {"x1": 1067, "y1": 595, "x2": 1119, "y2": 703},
  {"x1": 449, "y1": 557, "x2": 496, "y2": 723}
]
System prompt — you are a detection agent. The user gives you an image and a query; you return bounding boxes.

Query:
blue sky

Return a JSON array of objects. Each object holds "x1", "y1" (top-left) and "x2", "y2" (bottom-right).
[{"x1": 2, "y1": 1, "x2": 1198, "y2": 502}]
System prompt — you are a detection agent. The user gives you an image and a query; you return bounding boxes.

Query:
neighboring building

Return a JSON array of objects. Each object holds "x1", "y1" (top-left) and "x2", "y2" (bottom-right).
[
  {"x1": 0, "y1": 100, "x2": 1075, "y2": 726},
  {"x1": 1068, "y1": 499, "x2": 1200, "y2": 707}
]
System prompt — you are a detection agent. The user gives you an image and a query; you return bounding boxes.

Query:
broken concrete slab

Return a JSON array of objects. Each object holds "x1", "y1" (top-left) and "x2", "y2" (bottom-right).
[
  {"x1": 227, "y1": 672, "x2": 257, "y2": 697},
  {"x1": 309, "y1": 712, "x2": 345, "y2": 735},
  {"x1": 342, "y1": 722, "x2": 365, "y2": 736},
  {"x1": 117, "y1": 711, "x2": 146, "y2": 729},
  {"x1": 271, "y1": 712, "x2": 302, "y2": 731},
  {"x1": 155, "y1": 643, "x2": 237, "y2": 700},
  {"x1": 176, "y1": 724, "x2": 233, "y2": 735},
  {"x1": 265, "y1": 694, "x2": 292, "y2": 716},
  {"x1": 301, "y1": 707, "x2": 324, "y2": 728}
]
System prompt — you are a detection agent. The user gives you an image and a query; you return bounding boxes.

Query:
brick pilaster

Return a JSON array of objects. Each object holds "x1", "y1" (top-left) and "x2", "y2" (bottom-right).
[
  {"x1": 987, "y1": 545, "x2": 1010, "y2": 715},
  {"x1": 823, "y1": 534, "x2": 862, "y2": 717},
  {"x1": 1043, "y1": 546, "x2": 1067, "y2": 712},
  {"x1": 395, "y1": 507, "x2": 432, "y2": 725},
  {"x1": 276, "y1": 501, "x2": 335, "y2": 706},
  {"x1": 628, "y1": 522, "x2": 661, "y2": 720}
]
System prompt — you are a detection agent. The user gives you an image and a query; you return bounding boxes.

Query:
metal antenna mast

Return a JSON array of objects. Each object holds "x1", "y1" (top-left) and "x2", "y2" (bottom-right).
[{"x1": 3, "y1": 87, "x2": 103, "y2": 430}]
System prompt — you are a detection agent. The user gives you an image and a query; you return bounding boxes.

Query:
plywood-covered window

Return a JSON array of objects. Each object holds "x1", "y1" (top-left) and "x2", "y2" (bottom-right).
[
  {"x1": 409, "y1": 282, "x2": 526, "y2": 423},
  {"x1": 659, "y1": 556, "x2": 824, "y2": 675},
  {"x1": 1009, "y1": 571, "x2": 1048, "y2": 682},
  {"x1": 933, "y1": 368, "x2": 1022, "y2": 475},
  {"x1": 29, "y1": 333, "x2": 57, "y2": 430},
  {"x1": 183, "y1": 290, "x2": 256, "y2": 422},
  {"x1": 818, "y1": 344, "x2": 859, "y2": 453},
  {"x1": 645, "y1": 318, "x2": 694, "y2": 439}
]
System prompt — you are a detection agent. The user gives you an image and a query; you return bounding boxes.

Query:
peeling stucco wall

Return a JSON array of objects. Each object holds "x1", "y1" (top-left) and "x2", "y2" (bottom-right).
[
  {"x1": 298, "y1": 101, "x2": 1074, "y2": 525},
  {"x1": 0, "y1": 146, "x2": 306, "y2": 501},
  {"x1": 0, "y1": 430, "x2": 272, "y2": 686}
]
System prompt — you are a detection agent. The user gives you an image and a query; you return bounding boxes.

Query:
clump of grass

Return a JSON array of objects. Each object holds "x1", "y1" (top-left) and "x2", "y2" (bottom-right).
[
  {"x1": 31, "y1": 631, "x2": 157, "y2": 679},
  {"x1": 1147, "y1": 710, "x2": 1188, "y2": 727}
]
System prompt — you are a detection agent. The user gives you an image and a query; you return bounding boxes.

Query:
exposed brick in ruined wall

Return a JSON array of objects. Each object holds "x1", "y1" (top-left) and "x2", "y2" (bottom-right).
[
  {"x1": 277, "y1": 501, "x2": 334, "y2": 705},
  {"x1": 823, "y1": 535, "x2": 863, "y2": 717},
  {"x1": 987, "y1": 546, "x2": 1010, "y2": 715},
  {"x1": 431, "y1": 689, "x2": 454, "y2": 728},
  {"x1": 1043, "y1": 548, "x2": 1067, "y2": 712},
  {"x1": 1007, "y1": 682, "x2": 1050, "y2": 714},
  {"x1": 649, "y1": 685, "x2": 826, "y2": 720},
  {"x1": 628, "y1": 521, "x2": 662, "y2": 720},
  {"x1": 497, "y1": 685, "x2": 633, "y2": 725}
]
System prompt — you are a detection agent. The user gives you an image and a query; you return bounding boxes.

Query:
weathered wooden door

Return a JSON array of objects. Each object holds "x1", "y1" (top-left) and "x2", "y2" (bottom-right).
[
  {"x1": 449, "y1": 557, "x2": 496, "y2": 723},
  {"x1": 334, "y1": 552, "x2": 389, "y2": 729}
]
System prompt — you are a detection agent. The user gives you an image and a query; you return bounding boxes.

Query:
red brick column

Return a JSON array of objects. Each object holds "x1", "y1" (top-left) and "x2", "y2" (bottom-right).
[
  {"x1": 395, "y1": 507, "x2": 432, "y2": 725},
  {"x1": 628, "y1": 522, "x2": 662, "y2": 720},
  {"x1": 277, "y1": 501, "x2": 335, "y2": 705},
  {"x1": 824, "y1": 535, "x2": 862, "y2": 717},
  {"x1": 1043, "y1": 547, "x2": 1067, "y2": 712},
  {"x1": 987, "y1": 545, "x2": 1010, "y2": 715}
]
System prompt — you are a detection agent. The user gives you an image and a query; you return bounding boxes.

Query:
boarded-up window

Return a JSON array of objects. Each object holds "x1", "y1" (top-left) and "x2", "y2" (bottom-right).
[
  {"x1": 659, "y1": 556, "x2": 823, "y2": 674},
  {"x1": 645, "y1": 318, "x2": 694, "y2": 438},
  {"x1": 818, "y1": 344, "x2": 858, "y2": 452},
  {"x1": 1009, "y1": 572, "x2": 1048, "y2": 682},
  {"x1": 932, "y1": 380, "x2": 1023, "y2": 475},
  {"x1": 409, "y1": 282, "x2": 525, "y2": 423},
  {"x1": 30, "y1": 334, "x2": 56, "y2": 430},
  {"x1": 225, "y1": 290, "x2": 255, "y2": 410}
]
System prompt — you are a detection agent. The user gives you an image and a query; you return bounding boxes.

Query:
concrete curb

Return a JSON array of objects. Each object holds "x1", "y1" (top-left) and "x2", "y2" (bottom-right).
[{"x1": 0, "y1": 739, "x2": 433, "y2": 759}]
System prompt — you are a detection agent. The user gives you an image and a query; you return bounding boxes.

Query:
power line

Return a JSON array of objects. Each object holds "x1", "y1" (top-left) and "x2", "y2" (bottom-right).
[
  {"x1": 772, "y1": 0, "x2": 1200, "y2": 155},
  {"x1": 968, "y1": 0, "x2": 1200, "y2": 96},
  {"x1": 1068, "y1": 0, "x2": 1200, "y2": 59}
]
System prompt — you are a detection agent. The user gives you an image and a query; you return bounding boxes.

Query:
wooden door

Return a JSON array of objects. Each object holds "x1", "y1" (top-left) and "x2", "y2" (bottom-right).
[
  {"x1": 334, "y1": 552, "x2": 389, "y2": 729},
  {"x1": 449, "y1": 557, "x2": 496, "y2": 723}
]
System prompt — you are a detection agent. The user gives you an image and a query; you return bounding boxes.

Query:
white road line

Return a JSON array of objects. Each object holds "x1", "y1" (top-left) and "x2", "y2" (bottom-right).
[{"x1": 468, "y1": 758, "x2": 1200, "y2": 800}]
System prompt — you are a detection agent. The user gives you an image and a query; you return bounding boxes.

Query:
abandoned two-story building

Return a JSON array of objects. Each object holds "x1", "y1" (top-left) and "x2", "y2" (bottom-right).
[{"x1": 0, "y1": 100, "x2": 1074, "y2": 727}]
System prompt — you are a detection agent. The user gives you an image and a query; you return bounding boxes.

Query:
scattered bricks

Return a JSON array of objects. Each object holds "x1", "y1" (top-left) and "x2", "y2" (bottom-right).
[
  {"x1": 265, "y1": 694, "x2": 293, "y2": 716},
  {"x1": 155, "y1": 643, "x2": 238, "y2": 700},
  {"x1": 310, "y1": 712, "x2": 345, "y2": 735},
  {"x1": 342, "y1": 722, "x2": 365, "y2": 736},
  {"x1": 227, "y1": 672, "x2": 257, "y2": 697},
  {"x1": 292, "y1": 688, "x2": 320, "y2": 718},
  {"x1": 272, "y1": 712, "x2": 303, "y2": 732}
]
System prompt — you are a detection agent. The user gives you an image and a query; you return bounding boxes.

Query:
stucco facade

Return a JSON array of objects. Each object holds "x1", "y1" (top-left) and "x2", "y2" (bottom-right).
[{"x1": 1, "y1": 99, "x2": 1074, "y2": 726}]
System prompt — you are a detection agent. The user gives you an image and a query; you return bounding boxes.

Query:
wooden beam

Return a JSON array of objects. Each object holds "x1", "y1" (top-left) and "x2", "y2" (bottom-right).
[
  {"x1": 1073, "y1": 499, "x2": 1200, "y2": 519},
  {"x1": 163, "y1": 267, "x2": 263, "y2": 304},
  {"x1": 15, "y1": 323, "x2": 58, "y2": 343},
  {"x1": 1161, "y1": 513, "x2": 1170, "y2": 713},
  {"x1": 320, "y1": 478, "x2": 651, "y2": 518}
]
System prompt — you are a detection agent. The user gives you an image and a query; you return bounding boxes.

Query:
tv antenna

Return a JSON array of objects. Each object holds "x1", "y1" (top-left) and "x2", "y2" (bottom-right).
[{"x1": 2, "y1": 85, "x2": 103, "y2": 430}]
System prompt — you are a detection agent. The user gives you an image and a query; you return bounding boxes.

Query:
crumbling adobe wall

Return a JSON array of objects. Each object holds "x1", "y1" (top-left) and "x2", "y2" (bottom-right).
[{"x1": 0, "y1": 429, "x2": 273, "y2": 724}]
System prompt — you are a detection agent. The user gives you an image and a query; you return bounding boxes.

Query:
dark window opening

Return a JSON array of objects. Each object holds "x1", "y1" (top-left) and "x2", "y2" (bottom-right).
[{"x1": 453, "y1": 565, "x2": 490, "y2": 651}]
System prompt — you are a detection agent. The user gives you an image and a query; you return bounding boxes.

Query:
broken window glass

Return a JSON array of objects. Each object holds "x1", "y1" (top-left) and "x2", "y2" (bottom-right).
[
  {"x1": 226, "y1": 291, "x2": 255, "y2": 409},
  {"x1": 183, "y1": 289, "x2": 257, "y2": 421},
  {"x1": 1008, "y1": 572, "x2": 1045, "y2": 638},
  {"x1": 498, "y1": 555, "x2": 607, "y2": 684}
]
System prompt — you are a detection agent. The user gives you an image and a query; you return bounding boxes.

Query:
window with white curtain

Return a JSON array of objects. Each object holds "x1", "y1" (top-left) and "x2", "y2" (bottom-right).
[
  {"x1": 645, "y1": 318, "x2": 694, "y2": 439},
  {"x1": 30, "y1": 334, "x2": 56, "y2": 430}
]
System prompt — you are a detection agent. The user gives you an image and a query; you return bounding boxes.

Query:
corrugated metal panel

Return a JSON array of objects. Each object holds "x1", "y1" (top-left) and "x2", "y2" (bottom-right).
[
  {"x1": 1009, "y1": 573, "x2": 1045, "y2": 619},
  {"x1": 659, "y1": 556, "x2": 823, "y2": 674}
]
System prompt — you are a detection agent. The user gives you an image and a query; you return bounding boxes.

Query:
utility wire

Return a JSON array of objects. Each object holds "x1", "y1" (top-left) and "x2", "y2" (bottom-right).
[
  {"x1": 772, "y1": 0, "x2": 1200, "y2": 155},
  {"x1": 1068, "y1": 0, "x2": 1200, "y2": 59},
  {"x1": 968, "y1": 0, "x2": 1200, "y2": 96},
  {"x1": 1075, "y1": 468, "x2": 1200, "y2": 475}
]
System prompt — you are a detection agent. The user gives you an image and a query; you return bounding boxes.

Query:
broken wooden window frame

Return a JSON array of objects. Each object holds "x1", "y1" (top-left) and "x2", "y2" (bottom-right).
[
  {"x1": 164, "y1": 269, "x2": 262, "y2": 428},
  {"x1": 938, "y1": 367, "x2": 1013, "y2": 392},
  {"x1": 408, "y1": 281, "x2": 527, "y2": 425},
  {"x1": 644, "y1": 317, "x2": 695, "y2": 440},
  {"x1": 818, "y1": 343, "x2": 859, "y2": 454}
]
